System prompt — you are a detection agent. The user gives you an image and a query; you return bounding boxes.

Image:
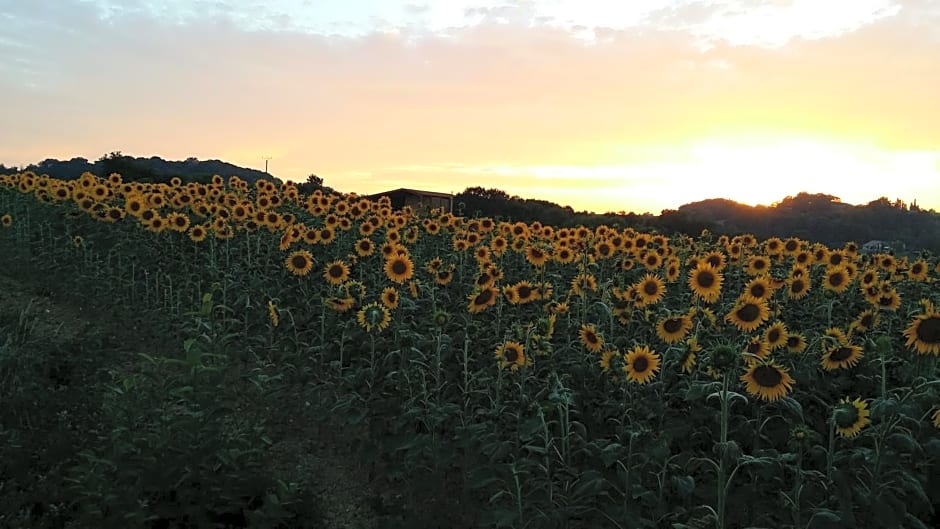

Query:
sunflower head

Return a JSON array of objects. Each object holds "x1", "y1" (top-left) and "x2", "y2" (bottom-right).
[
  {"x1": 741, "y1": 360, "x2": 794, "y2": 402},
  {"x1": 357, "y1": 302, "x2": 392, "y2": 333},
  {"x1": 623, "y1": 345, "x2": 661, "y2": 384},
  {"x1": 833, "y1": 398, "x2": 871, "y2": 439}
]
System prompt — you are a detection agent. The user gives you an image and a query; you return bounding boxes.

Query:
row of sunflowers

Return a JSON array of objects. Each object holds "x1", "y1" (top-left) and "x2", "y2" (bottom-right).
[{"x1": 2, "y1": 170, "x2": 939, "y2": 528}]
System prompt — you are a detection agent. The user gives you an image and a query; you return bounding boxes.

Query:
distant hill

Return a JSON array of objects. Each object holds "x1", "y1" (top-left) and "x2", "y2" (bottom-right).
[{"x1": 1, "y1": 153, "x2": 275, "y2": 185}]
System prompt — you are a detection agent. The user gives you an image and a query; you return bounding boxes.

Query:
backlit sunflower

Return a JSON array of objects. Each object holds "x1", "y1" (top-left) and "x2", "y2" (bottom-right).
[
  {"x1": 821, "y1": 343, "x2": 863, "y2": 370},
  {"x1": 688, "y1": 263, "x2": 723, "y2": 303},
  {"x1": 467, "y1": 286, "x2": 500, "y2": 313},
  {"x1": 634, "y1": 274, "x2": 666, "y2": 307},
  {"x1": 822, "y1": 266, "x2": 851, "y2": 293},
  {"x1": 495, "y1": 341, "x2": 527, "y2": 371},
  {"x1": 833, "y1": 397, "x2": 871, "y2": 439},
  {"x1": 285, "y1": 250, "x2": 315, "y2": 276},
  {"x1": 902, "y1": 304, "x2": 940, "y2": 355},
  {"x1": 725, "y1": 297, "x2": 770, "y2": 332},
  {"x1": 579, "y1": 324, "x2": 605, "y2": 353},
  {"x1": 357, "y1": 302, "x2": 391, "y2": 332},
  {"x1": 323, "y1": 260, "x2": 351, "y2": 285},
  {"x1": 384, "y1": 254, "x2": 414, "y2": 284},
  {"x1": 656, "y1": 314, "x2": 693, "y2": 344},
  {"x1": 786, "y1": 333, "x2": 807, "y2": 353},
  {"x1": 764, "y1": 321, "x2": 788, "y2": 351},
  {"x1": 741, "y1": 360, "x2": 794, "y2": 402},
  {"x1": 267, "y1": 300, "x2": 279, "y2": 327},
  {"x1": 623, "y1": 345, "x2": 661, "y2": 384}
]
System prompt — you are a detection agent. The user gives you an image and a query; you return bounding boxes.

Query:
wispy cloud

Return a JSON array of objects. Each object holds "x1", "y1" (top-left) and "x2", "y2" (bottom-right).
[{"x1": 0, "y1": 0, "x2": 937, "y2": 212}]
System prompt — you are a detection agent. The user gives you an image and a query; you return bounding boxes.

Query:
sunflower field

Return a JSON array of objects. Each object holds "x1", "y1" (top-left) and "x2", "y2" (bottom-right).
[{"x1": 1, "y1": 171, "x2": 939, "y2": 529}]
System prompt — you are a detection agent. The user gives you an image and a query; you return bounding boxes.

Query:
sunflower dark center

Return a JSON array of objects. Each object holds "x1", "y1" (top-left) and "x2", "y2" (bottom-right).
[
  {"x1": 707, "y1": 256, "x2": 721, "y2": 267},
  {"x1": 829, "y1": 346, "x2": 854, "y2": 362},
  {"x1": 791, "y1": 280, "x2": 805, "y2": 293},
  {"x1": 475, "y1": 290, "x2": 493, "y2": 304},
  {"x1": 518, "y1": 285, "x2": 533, "y2": 298},
  {"x1": 747, "y1": 342, "x2": 763, "y2": 354},
  {"x1": 828, "y1": 272, "x2": 844, "y2": 287},
  {"x1": 504, "y1": 348, "x2": 519, "y2": 363},
  {"x1": 915, "y1": 317, "x2": 940, "y2": 343},
  {"x1": 643, "y1": 281, "x2": 659, "y2": 295},
  {"x1": 697, "y1": 271, "x2": 716, "y2": 288},
  {"x1": 787, "y1": 336, "x2": 800, "y2": 347},
  {"x1": 391, "y1": 260, "x2": 407, "y2": 274},
  {"x1": 750, "y1": 284, "x2": 767, "y2": 298},
  {"x1": 752, "y1": 365, "x2": 783, "y2": 387},
  {"x1": 737, "y1": 303, "x2": 760, "y2": 322},
  {"x1": 329, "y1": 265, "x2": 344, "y2": 278},
  {"x1": 912, "y1": 264, "x2": 924, "y2": 274},
  {"x1": 291, "y1": 255, "x2": 308, "y2": 269},
  {"x1": 768, "y1": 329, "x2": 781, "y2": 342},
  {"x1": 785, "y1": 241, "x2": 798, "y2": 252},
  {"x1": 633, "y1": 356, "x2": 649, "y2": 373},
  {"x1": 829, "y1": 255, "x2": 843, "y2": 266},
  {"x1": 663, "y1": 319, "x2": 683, "y2": 333},
  {"x1": 754, "y1": 260, "x2": 767, "y2": 270},
  {"x1": 834, "y1": 404, "x2": 860, "y2": 428},
  {"x1": 860, "y1": 314, "x2": 873, "y2": 327}
]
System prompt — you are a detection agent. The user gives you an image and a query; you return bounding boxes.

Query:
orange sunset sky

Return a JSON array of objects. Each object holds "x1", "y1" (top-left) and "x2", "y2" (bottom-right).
[{"x1": 1, "y1": 0, "x2": 938, "y2": 214}]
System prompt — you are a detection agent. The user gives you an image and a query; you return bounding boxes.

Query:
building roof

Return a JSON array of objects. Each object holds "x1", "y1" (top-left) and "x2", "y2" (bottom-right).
[{"x1": 365, "y1": 187, "x2": 453, "y2": 200}]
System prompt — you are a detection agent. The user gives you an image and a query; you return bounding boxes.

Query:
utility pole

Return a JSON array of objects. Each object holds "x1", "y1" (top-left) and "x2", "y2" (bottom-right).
[{"x1": 262, "y1": 156, "x2": 272, "y2": 174}]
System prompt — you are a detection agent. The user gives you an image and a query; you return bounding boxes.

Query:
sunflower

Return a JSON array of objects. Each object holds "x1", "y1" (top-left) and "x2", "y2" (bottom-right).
[
  {"x1": 320, "y1": 260, "x2": 349, "y2": 285},
  {"x1": 746, "y1": 255, "x2": 772, "y2": 276},
  {"x1": 902, "y1": 307, "x2": 940, "y2": 355},
  {"x1": 679, "y1": 337, "x2": 701, "y2": 374},
  {"x1": 725, "y1": 297, "x2": 770, "y2": 332},
  {"x1": 688, "y1": 263, "x2": 723, "y2": 303},
  {"x1": 267, "y1": 300, "x2": 279, "y2": 327},
  {"x1": 821, "y1": 343, "x2": 864, "y2": 370},
  {"x1": 357, "y1": 302, "x2": 391, "y2": 332},
  {"x1": 741, "y1": 360, "x2": 794, "y2": 402},
  {"x1": 325, "y1": 296, "x2": 356, "y2": 312},
  {"x1": 495, "y1": 341, "x2": 527, "y2": 371},
  {"x1": 656, "y1": 314, "x2": 693, "y2": 344},
  {"x1": 384, "y1": 254, "x2": 414, "y2": 284},
  {"x1": 570, "y1": 273, "x2": 598, "y2": 296},
  {"x1": 379, "y1": 287, "x2": 400, "y2": 309},
  {"x1": 277, "y1": 247, "x2": 313, "y2": 276},
  {"x1": 623, "y1": 345, "x2": 661, "y2": 384},
  {"x1": 525, "y1": 245, "x2": 551, "y2": 267},
  {"x1": 764, "y1": 321, "x2": 788, "y2": 350},
  {"x1": 850, "y1": 309, "x2": 879, "y2": 334},
  {"x1": 631, "y1": 274, "x2": 665, "y2": 307},
  {"x1": 598, "y1": 349, "x2": 618, "y2": 374},
  {"x1": 743, "y1": 276, "x2": 774, "y2": 302},
  {"x1": 875, "y1": 289, "x2": 901, "y2": 311},
  {"x1": 822, "y1": 266, "x2": 851, "y2": 293},
  {"x1": 786, "y1": 333, "x2": 807, "y2": 353},
  {"x1": 467, "y1": 286, "x2": 500, "y2": 313},
  {"x1": 579, "y1": 324, "x2": 605, "y2": 353},
  {"x1": 784, "y1": 275, "x2": 810, "y2": 300},
  {"x1": 188, "y1": 224, "x2": 208, "y2": 242},
  {"x1": 506, "y1": 280, "x2": 539, "y2": 305},
  {"x1": 933, "y1": 408, "x2": 940, "y2": 429},
  {"x1": 833, "y1": 397, "x2": 871, "y2": 439},
  {"x1": 743, "y1": 336, "x2": 770, "y2": 361}
]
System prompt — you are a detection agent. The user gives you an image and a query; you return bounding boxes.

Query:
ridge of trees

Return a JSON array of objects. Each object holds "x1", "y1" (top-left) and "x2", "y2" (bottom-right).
[{"x1": 3, "y1": 159, "x2": 937, "y2": 252}]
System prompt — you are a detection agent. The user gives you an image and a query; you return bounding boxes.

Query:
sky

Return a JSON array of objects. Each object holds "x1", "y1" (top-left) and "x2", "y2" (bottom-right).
[{"x1": 1, "y1": 0, "x2": 938, "y2": 214}]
